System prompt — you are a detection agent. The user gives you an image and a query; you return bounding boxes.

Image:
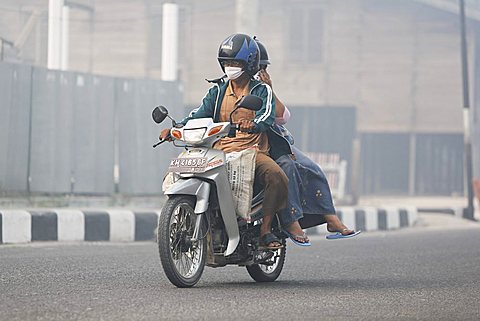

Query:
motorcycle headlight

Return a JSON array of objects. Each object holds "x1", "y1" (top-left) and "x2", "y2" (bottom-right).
[{"x1": 183, "y1": 128, "x2": 206, "y2": 143}]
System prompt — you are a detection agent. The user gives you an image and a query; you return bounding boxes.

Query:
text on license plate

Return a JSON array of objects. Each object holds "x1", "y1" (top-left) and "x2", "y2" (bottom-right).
[{"x1": 168, "y1": 157, "x2": 208, "y2": 173}]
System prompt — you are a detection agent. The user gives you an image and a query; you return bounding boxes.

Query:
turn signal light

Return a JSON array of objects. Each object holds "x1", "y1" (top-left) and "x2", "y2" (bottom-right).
[
  {"x1": 171, "y1": 129, "x2": 182, "y2": 139},
  {"x1": 207, "y1": 125, "x2": 223, "y2": 137}
]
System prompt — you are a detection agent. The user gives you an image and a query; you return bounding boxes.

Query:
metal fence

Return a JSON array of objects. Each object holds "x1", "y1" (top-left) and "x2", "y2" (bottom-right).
[
  {"x1": 274, "y1": 106, "x2": 465, "y2": 196},
  {"x1": 360, "y1": 132, "x2": 464, "y2": 196},
  {"x1": 0, "y1": 62, "x2": 183, "y2": 196},
  {"x1": 0, "y1": 61, "x2": 472, "y2": 197}
]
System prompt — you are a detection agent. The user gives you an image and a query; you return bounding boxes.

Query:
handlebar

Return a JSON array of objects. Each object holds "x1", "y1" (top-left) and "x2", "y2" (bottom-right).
[
  {"x1": 155, "y1": 122, "x2": 259, "y2": 146},
  {"x1": 231, "y1": 122, "x2": 259, "y2": 134},
  {"x1": 153, "y1": 132, "x2": 171, "y2": 148},
  {"x1": 153, "y1": 139, "x2": 166, "y2": 148}
]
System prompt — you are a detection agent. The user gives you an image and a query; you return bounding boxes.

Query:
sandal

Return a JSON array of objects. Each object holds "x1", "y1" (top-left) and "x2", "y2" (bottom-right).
[
  {"x1": 259, "y1": 233, "x2": 284, "y2": 250},
  {"x1": 326, "y1": 228, "x2": 361, "y2": 240},
  {"x1": 282, "y1": 229, "x2": 311, "y2": 247}
]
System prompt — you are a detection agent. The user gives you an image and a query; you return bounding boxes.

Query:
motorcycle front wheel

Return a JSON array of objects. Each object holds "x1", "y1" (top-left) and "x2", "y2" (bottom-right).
[
  {"x1": 158, "y1": 195, "x2": 206, "y2": 288},
  {"x1": 246, "y1": 244, "x2": 286, "y2": 282}
]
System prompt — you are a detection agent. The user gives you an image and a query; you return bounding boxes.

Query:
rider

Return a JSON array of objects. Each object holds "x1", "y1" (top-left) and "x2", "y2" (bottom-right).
[
  {"x1": 254, "y1": 37, "x2": 360, "y2": 241},
  {"x1": 160, "y1": 33, "x2": 289, "y2": 250}
]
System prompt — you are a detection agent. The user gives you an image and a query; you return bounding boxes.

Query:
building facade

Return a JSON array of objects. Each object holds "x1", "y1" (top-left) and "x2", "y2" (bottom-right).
[{"x1": 1, "y1": 0, "x2": 479, "y2": 196}]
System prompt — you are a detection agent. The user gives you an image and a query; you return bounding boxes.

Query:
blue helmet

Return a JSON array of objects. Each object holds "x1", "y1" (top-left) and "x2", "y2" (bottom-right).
[{"x1": 217, "y1": 33, "x2": 260, "y2": 77}]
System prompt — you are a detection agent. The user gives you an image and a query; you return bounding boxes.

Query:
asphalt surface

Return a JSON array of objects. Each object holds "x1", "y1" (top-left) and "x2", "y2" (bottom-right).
[{"x1": 1, "y1": 222, "x2": 480, "y2": 321}]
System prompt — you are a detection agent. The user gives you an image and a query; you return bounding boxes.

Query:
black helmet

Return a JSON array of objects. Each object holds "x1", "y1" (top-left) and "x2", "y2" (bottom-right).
[
  {"x1": 217, "y1": 33, "x2": 260, "y2": 76},
  {"x1": 253, "y1": 36, "x2": 270, "y2": 66}
]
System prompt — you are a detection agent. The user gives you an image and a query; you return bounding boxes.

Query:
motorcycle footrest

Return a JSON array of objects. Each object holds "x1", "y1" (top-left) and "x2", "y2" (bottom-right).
[{"x1": 253, "y1": 250, "x2": 275, "y2": 265}]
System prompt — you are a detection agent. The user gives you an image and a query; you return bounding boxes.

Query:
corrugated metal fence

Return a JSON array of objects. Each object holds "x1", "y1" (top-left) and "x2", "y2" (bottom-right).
[
  {"x1": 0, "y1": 62, "x2": 183, "y2": 196},
  {"x1": 1, "y1": 62, "x2": 473, "y2": 197},
  {"x1": 283, "y1": 107, "x2": 466, "y2": 197},
  {"x1": 360, "y1": 133, "x2": 464, "y2": 195}
]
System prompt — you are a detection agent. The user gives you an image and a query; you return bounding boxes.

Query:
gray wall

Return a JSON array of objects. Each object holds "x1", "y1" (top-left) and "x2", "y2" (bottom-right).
[
  {"x1": 0, "y1": 62, "x2": 183, "y2": 196},
  {"x1": 0, "y1": 63, "x2": 31, "y2": 193}
]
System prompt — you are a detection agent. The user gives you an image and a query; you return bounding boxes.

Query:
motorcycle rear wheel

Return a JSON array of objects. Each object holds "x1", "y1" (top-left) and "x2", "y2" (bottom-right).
[
  {"x1": 158, "y1": 195, "x2": 206, "y2": 288},
  {"x1": 246, "y1": 244, "x2": 286, "y2": 282}
]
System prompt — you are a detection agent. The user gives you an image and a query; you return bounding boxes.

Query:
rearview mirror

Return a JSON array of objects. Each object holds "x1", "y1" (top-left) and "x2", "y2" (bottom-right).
[
  {"x1": 152, "y1": 106, "x2": 168, "y2": 124},
  {"x1": 236, "y1": 95, "x2": 263, "y2": 111}
]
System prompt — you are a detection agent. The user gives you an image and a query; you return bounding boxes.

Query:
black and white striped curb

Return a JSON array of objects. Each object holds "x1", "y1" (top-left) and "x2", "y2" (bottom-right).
[
  {"x1": 0, "y1": 207, "x2": 418, "y2": 244},
  {"x1": 307, "y1": 206, "x2": 418, "y2": 234},
  {"x1": 417, "y1": 207, "x2": 465, "y2": 217},
  {"x1": 0, "y1": 209, "x2": 160, "y2": 244}
]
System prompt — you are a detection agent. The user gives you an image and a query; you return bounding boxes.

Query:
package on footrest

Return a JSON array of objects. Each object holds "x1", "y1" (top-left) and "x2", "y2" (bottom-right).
[{"x1": 225, "y1": 148, "x2": 257, "y2": 220}]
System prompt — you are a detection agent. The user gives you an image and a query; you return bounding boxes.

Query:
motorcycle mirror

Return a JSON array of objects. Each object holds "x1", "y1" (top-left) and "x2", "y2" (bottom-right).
[
  {"x1": 152, "y1": 106, "x2": 168, "y2": 124},
  {"x1": 236, "y1": 95, "x2": 263, "y2": 111}
]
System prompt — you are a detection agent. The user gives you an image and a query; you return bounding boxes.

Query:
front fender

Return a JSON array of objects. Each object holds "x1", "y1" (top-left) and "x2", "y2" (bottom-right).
[{"x1": 165, "y1": 178, "x2": 210, "y2": 214}]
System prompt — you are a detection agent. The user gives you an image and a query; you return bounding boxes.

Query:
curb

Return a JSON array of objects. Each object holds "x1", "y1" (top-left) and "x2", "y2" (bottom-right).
[
  {"x1": 0, "y1": 206, "x2": 419, "y2": 244},
  {"x1": 417, "y1": 207, "x2": 465, "y2": 217},
  {"x1": 0, "y1": 209, "x2": 160, "y2": 244}
]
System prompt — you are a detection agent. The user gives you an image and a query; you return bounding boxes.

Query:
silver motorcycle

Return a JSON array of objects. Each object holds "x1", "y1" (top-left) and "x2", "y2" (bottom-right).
[{"x1": 152, "y1": 95, "x2": 287, "y2": 288}]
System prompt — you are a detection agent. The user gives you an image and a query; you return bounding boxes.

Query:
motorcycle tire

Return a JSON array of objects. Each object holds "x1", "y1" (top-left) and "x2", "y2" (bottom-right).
[
  {"x1": 158, "y1": 195, "x2": 206, "y2": 288},
  {"x1": 246, "y1": 244, "x2": 286, "y2": 282}
]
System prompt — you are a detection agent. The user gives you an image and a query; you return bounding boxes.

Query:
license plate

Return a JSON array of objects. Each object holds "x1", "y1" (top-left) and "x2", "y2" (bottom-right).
[{"x1": 168, "y1": 157, "x2": 208, "y2": 173}]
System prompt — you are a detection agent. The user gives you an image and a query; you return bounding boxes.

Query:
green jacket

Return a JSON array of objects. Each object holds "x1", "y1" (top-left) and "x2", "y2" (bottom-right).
[
  {"x1": 183, "y1": 78, "x2": 292, "y2": 160},
  {"x1": 181, "y1": 79, "x2": 275, "y2": 132}
]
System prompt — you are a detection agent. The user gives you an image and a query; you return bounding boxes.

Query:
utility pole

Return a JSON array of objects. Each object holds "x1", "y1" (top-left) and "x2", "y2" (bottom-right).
[
  {"x1": 61, "y1": 5, "x2": 69, "y2": 70},
  {"x1": 48, "y1": 0, "x2": 64, "y2": 69},
  {"x1": 459, "y1": 0, "x2": 475, "y2": 220},
  {"x1": 161, "y1": 3, "x2": 179, "y2": 81}
]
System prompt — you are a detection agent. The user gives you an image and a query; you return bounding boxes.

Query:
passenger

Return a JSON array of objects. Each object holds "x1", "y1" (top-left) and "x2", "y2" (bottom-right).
[{"x1": 254, "y1": 38, "x2": 360, "y2": 243}]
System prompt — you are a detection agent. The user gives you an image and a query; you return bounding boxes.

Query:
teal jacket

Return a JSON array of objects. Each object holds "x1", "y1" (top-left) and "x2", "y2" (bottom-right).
[
  {"x1": 181, "y1": 79, "x2": 275, "y2": 132},
  {"x1": 183, "y1": 78, "x2": 292, "y2": 160}
]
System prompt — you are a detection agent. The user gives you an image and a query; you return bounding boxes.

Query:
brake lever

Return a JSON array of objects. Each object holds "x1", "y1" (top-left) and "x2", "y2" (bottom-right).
[{"x1": 153, "y1": 139, "x2": 165, "y2": 148}]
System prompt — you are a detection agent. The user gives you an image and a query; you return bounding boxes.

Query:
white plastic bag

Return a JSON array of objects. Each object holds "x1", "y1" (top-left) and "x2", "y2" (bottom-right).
[{"x1": 225, "y1": 148, "x2": 257, "y2": 220}]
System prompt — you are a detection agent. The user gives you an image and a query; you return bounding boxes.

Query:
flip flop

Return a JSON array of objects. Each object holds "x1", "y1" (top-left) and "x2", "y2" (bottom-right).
[
  {"x1": 326, "y1": 229, "x2": 361, "y2": 240},
  {"x1": 259, "y1": 233, "x2": 284, "y2": 250},
  {"x1": 282, "y1": 229, "x2": 311, "y2": 247}
]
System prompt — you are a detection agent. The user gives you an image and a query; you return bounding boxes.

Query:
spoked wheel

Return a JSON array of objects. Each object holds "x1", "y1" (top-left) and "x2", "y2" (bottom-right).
[
  {"x1": 246, "y1": 243, "x2": 286, "y2": 282},
  {"x1": 158, "y1": 195, "x2": 206, "y2": 288}
]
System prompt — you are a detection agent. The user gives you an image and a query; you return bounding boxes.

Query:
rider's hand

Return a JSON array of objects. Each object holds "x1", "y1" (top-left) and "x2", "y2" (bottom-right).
[
  {"x1": 238, "y1": 120, "x2": 256, "y2": 133},
  {"x1": 258, "y1": 70, "x2": 272, "y2": 88},
  {"x1": 159, "y1": 128, "x2": 172, "y2": 141}
]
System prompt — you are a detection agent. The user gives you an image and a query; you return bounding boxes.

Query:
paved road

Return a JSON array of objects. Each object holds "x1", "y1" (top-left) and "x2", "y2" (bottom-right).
[{"x1": 1, "y1": 223, "x2": 480, "y2": 321}]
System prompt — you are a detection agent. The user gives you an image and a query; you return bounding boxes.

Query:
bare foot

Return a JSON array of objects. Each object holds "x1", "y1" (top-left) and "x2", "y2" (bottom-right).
[
  {"x1": 325, "y1": 214, "x2": 354, "y2": 235},
  {"x1": 285, "y1": 221, "x2": 309, "y2": 243}
]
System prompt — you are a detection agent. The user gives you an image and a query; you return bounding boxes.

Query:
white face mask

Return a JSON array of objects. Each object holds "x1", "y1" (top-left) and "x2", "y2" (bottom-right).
[{"x1": 224, "y1": 67, "x2": 244, "y2": 80}]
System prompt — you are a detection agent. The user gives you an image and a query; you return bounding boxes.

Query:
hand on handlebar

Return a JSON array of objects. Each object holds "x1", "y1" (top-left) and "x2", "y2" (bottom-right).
[
  {"x1": 159, "y1": 128, "x2": 172, "y2": 141},
  {"x1": 238, "y1": 120, "x2": 258, "y2": 134}
]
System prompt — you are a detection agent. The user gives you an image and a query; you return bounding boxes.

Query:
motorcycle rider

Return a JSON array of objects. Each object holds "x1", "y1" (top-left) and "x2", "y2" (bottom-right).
[
  {"x1": 254, "y1": 38, "x2": 360, "y2": 241},
  {"x1": 160, "y1": 33, "x2": 288, "y2": 250}
]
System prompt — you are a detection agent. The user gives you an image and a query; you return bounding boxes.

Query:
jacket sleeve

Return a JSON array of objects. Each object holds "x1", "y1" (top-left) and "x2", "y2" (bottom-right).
[
  {"x1": 179, "y1": 86, "x2": 218, "y2": 125},
  {"x1": 253, "y1": 83, "x2": 276, "y2": 132}
]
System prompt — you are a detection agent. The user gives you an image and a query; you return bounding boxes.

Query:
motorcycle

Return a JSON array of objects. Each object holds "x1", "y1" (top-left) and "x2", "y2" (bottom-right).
[{"x1": 152, "y1": 95, "x2": 287, "y2": 288}]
